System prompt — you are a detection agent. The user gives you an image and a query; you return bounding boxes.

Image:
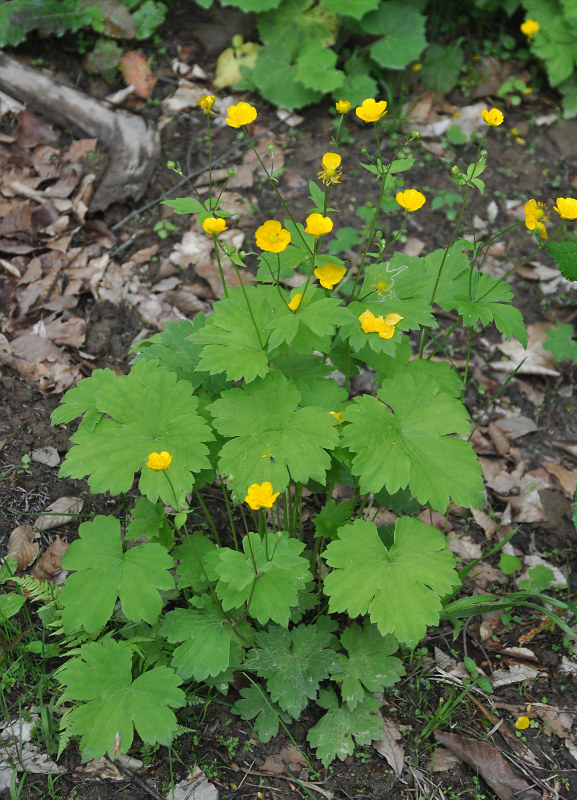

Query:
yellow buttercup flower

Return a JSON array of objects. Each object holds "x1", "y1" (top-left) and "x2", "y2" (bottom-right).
[
  {"x1": 288, "y1": 293, "x2": 302, "y2": 311},
  {"x1": 335, "y1": 100, "x2": 351, "y2": 114},
  {"x1": 524, "y1": 199, "x2": 548, "y2": 239},
  {"x1": 358, "y1": 310, "x2": 403, "y2": 340},
  {"x1": 305, "y1": 213, "x2": 333, "y2": 237},
  {"x1": 396, "y1": 189, "x2": 426, "y2": 213},
  {"x1": 146, "y1": 451, "x2": 172, "y2": 471},
  {"x1": 245, "y1": 481, "x2": 281, "y2": 510},
  {"x1": 554, "y1": 197, "x2": 577, "y2": 220},
  {"x1": 255, "y1": 219, "x2": 291, "y2": 252},
  {"x1": 482, "y1": 108, "x2": 504, "y2": 126},
  {"x1": 318, "y1": 152, "x2": 342, "y2": 186},
  {"x1": 314, "y1": 263, "x2": 346, "y2": 290},
  {"x1": 521, "y1": 19, "x2": 539, "y2": 38},
  {"x1": 355, "y1": 98, "x2": 388, "y2": 123},
  {"x1": 197, "y1": 94, "x2": 216, "y2": 114},
  {"x1": 514, "y1": 716, "x2": 530, "y2": 730},
  {"x1": 202, "y1": 217, "x2": 227, "y2": 236},
  {"x1": 225, "y1": 102, "x2": 257, "y2": 128},
  {"x1": 330, "y1": 410, "x2": 344, "y2": 424}
]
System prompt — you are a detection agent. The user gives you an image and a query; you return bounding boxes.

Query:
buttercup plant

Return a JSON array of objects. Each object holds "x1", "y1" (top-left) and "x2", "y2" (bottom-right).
[{"x1": 49, "y1": 98, "x2": 577, "y2": 766}]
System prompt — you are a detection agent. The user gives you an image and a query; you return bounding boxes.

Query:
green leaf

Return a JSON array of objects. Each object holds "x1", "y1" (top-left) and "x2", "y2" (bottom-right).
[
  {"x1": 309, "y1": 179, "x2": 326, "y2": 211},
  {"x1": 295, "y1": 45, "x2": 344, "y2": 92},
  {"x1": 244, "y1": 623, "x2": 338, "y2": 717},
  {"x1": 209, "y1": 372, "x2": 339, "y2": 497},
  {"x1": 546, "y1": 241, "x2": 577, "y2": 281},
  {"x1": 341, "y1": 372, "x2": 484, "y2": 511},
  {"x1": 213, "y1": 532, "x2": 311, "y2": 626},
  {"x1": 126, "y1": 498, "x2": 172, "y2": 545},
  {"x1": 232, "y1": 684, "x2": 291, "y2": 743},
  {"x1": 335, "y1": 67, "x2": 378, "y2": 107},
  {"x1": 258, "y1": 0, "x2": 337, "y2": 54},
  {"x1": 268, "y1": 288, "x2": 354, "y2": 351},
  {"x1": 221, "y1": 0, "x2": 283, "y2": 11},
  {"x1": 173, "y1": 531, "x2": 218, "y2": 592},
  {"x1": 519, "y1": 565, "x2": 555, "y2": 593},
  {"x1": 51, "y1": 368, "x2": 117, "y2": 431},
  {"x1": 58, "y1": 360, "x2": 214, "y2": 505},
  {"x1": 131, "y1": 0, "x2": 166, "y2": 39},
  {"x1": 0, "y1": 593, "x2": 26, "y2": 623},
  {"x1": 499, "y1": 553, "x2": 521, "y2": 575},
  {"x1": 9, "y1": 0, "x2": 104, "y2": 38},
  {"x1": 161, "y1": 197, "x2": 206, "y2": 215},
  {"x1": 420, "y1": 42, "x2": 464, "y2": 95},
  {"x1": 274, "y1": 352, "x2": 347, "y2": 409},
  {"x1": 160, "y1": 595, "x2": 239, "y2": 681},
  {"x1": 60, "y1": 515, "x2": 174, "y2": 633},
  {"x1": 251, "y1": 43, "x2": 323, "y2": 109},
  {"x1": 361, "y1": 2, "x2": 427, "y2": 69},
  {"x1": 58, "y1": 638, "x2": 184, "y2": 761},
  {"x1": 543, "y1": 323, "x2": 577, "y2": 362},
  {"x1": 530, "y1": 14, "x2": 577, "y2": 86},
  {"x1": 331, "y1": 622, "x2": 404, "y2": 708},
  {"x1": 192, "y1": 286, "x2": 280, "y2": 383},
  {"x1": 323, "y1": 517, "x2": 459, "y2": 647},
  {"x1": 307, "y1": 688, "x2": 382, "y2": 767},
  {"x1": 313, "y1": 497, "x2": 356, "y2": 540},
  {"x1": 321, "y1": 0, "x2": 379, "y2": 18}
]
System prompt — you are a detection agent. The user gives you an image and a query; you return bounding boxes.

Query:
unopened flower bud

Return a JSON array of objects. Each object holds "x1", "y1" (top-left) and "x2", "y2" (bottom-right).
[
  {"x1": 166, "y1": 161, "x2": 175, "y2": 170},
  {"x1": 411, "y1": 131, "x2": 420, "y2": 139},
  {"x1": 451, "y1": 165, "x2": 460, "y2": 175},
  {"x1": 227, "y1": 168, "x2": 236, "y2": 177}
]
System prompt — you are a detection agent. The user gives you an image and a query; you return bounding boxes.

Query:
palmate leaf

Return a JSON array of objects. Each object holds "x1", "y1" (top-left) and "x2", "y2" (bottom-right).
[
  {"x1": 321, "y1": 0, "x2": 379, "y2": 18},
  {"x1": 208, "y1": 372, "x2": 339, "y2": 497},
  {"x1": 361, "y1": 1, "x2": 427, "y2": 69},
  {"x1": 212, "y1": 532, "x2": 311, "y2": 626},
  {"x1": 232, "y1": 684, "x2": 291, "y2": 743},
  {"x1": 274, "y1": 352, "x2": 347, "y2": 409},
  {"x1": 244, "y1": 622, "x2": 338, "y2": 717},
  {"x1": 323, "y1": 518, "x2": 459, "y2": 646},
  {"x1": 173, "y1": 531, "x2": 218, "y2": 592},
  {"x1": 251, "y1": 43, "x2": 323, "y2": 109},
  {"x1": 331, "y1": 622, "x2": 405, "y2": 708},
  {"x1": 295, "y1": 45, "x2": 344, "y2": 92},
  {"x1": 160, "y1": 595, "x2": 243, "y2": 681},
  {"x1": 341, "y1": 371, "x2": 484, "y2": 511},
  {"x1": 57, "y1": 360, "x2": 213, "y2": 505},
  {"x1": 546, "y1": 240, "x2": 577, "y2": 281},
  {"x1": 267, "y1": 288, "x2": 354, "y2": 351},
  {"x1": 449, "y1": 273, "x2": 527, "y2": 346},
  {"x1": 544, "y1": 323, "x2": 577, "y2": 362},
  {"x1": 51, "y1": 368, "x2": 117, "y2": 431},
  {"x1": 307, "y1": 688, "x2": 382, "y2": 767},
  {"x1": 191, "y1": 285, "x2": 282, "y2": 383},
  {"x1": 60, "y1": 515, "x2": 174, "y2": 634},
  {"x1": 58, "y1": 638, "x2": 184, "y2": 761}
]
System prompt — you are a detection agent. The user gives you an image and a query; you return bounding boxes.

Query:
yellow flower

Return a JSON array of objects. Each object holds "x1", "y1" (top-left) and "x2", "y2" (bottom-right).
[
  {"x1": 330, "y1": 410, "x2": 344, "y2": 424},
  {"x1": 411, "y1": 63, "x2": 423, "y2": 72},
  {"x1": 146, "y1": 451, "x2": 172, "y2": 471},
  {"x1": 524, "y1": 199, "x2": 548, "y2": 239},
  {"x1": 197, "y1": 94, "x2": 216, "y2": 114},
  {"x1": 225, "y1": 101, "x2": 257, "y2": 128},
  {"x1": 202, "y1": 217, "x2": 227, "y2": 236},
  {"x1": 358, "y1": 310, "x2": 403, "y2": 339},
  {"x1": 521, "y1": 19, "x2": 539, "y2": 38},
  {"x1": 314, "y1": 263, "x2": 346, "y2": 290},
  {"x1": 288, "y1": 293, "x2": 302, "y2": 311},
  {"x1": 514, "y1": 716, "x2": 530, "y2": 730},
  {"x1": 396, "y1": 189, "x2": 426, "y2": 213},
  {"x1": 335, "y1": 100, "x2": 351, "y2": 114},
  {"x1": 355, "y1": 98, "x2": 388, "y2": 123},
  {"x1": 305, "y1": 213, "x2": 333, "y2": 237},
  {"x1": 318, "y1": 152, "x2": 342, "y2": 186},
  {"x1": 245, "y1": 481, "x2": 280, "y2": 510},
  {"x1": 554, "y1": 197, "x2": 577, "y2": 220},
  {"x1": 255, "y1": 220, "x2": 291, "y2": 252},
  {"x1": 482, "y1": 107, "x2": 504, "y2": 126}
]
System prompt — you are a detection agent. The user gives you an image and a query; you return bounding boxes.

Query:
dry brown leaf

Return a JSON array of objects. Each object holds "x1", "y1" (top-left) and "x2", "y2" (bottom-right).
[
  {"x1": 372, "y1": 715, "x2": 405, "y2": 775},
  {"x1": 534, "y1": 706, "x2": 572, "y2": 738},
  {"x1": 493, "y1": 415, "x2": 539, "y2": 438},
  {"x1": 430, "y1": 746, "x2": 461, "y2": 772},
  {"x1": 119, "y1": 51, "x2": 158, "y2": 99},
  {"x1": 447, "y1": 531, "x2": 482, "y2": 560},
  {"x1": 5, "y1": 525, "x2": 38, "y2": 573},
  {"x1": 487, "y1": 421, "x2": 509, "y2": 455},
  {"x1": 434, "y1": 731, "x2": 540, "y2": 800},
  {"x1": 543, "y1": 460, "x2": 577, "y2": 497},
  {"x1": 494, "y1": 321, "x2": 560, "y2": 376},
  {"x1": 35, "y1": 496, "x2": 84, "y2": 532},
  {"x1": 260, "y1": 743, "x2": 308, "y2": 776},
  {"x1": 30, "y1": 446, "x2": 60, "y2": 467},
  {"x1": 30, "y1": 536, "x2": 69, "y2": 582},
  {"x1": 490, "y1": 663, "x2": 546, "y2": 688},
  {"x1": 470, "y1": 507, "x2": 497, "y2": 539}
]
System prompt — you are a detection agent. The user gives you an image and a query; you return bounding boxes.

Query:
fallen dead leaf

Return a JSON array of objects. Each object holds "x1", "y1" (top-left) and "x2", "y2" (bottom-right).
[
  {"x1": 493, "y1": 415, "x2": 538, "y2": 439},
  {"x1": 30, "y1": 536, "x2": 69, "y2": 582},
  {"x1": 494, "y1": 322, "x2": 560, "y2": 376},
  {"x1": 430, "y1": 746, "x2": 461, "y2": 772},
  {"x1": 5, "y1": 525, "x2": 38, "y2": 573},
  {"x1": 534, "y1": 706, "x2": 572, "y2": 738},
  {"x1": 261, "y1": 743, "x2": 308, "y2": 776},
  {"x1": 30, "y1": 446, "x2": 60, "y2": 467},
  {"x1": 434, "y1": 731, "x2": 540, "y2": 800},
  {"x1": 119, "y1": 51, "x2": 158, "y2": 99},
  {"x1": 543, "y1": 460, "x2": 577, "y2": 497},
  {"x1": 469, "y1": 507, "x2": 497, "y2": 539},
  {"x1": 490, "y1": 663, "x2": 546, "y2": 688},
  {"x1": 34, "y1": 496, "x2": 84, "y2": 532},
  {"x1": 372, "y1": 714, "x2": 405, "y2": 776}
]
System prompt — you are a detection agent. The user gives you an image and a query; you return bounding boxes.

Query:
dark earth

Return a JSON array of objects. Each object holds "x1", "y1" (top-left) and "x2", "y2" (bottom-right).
[{"x1": 2, "y1": 4, "x2": 577, "y2": 799}]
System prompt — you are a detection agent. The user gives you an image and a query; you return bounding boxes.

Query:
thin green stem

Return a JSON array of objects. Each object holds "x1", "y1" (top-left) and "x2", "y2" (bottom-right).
[
  {"x1": 193, "y1": 488, "x2": 221, "y2": 546},
  {"x1": 220, "y1": 478, "x2": 238, "y2": 550},
  {"x1": 212, "y1": 234, "x2": 229, "y2": 299}
]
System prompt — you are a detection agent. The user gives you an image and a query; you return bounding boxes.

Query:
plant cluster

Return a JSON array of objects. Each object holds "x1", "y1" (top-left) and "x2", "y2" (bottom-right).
[
  {"x1": 0, "y1": 0, "x2": 167, "y2": 78},
  {"x1": 24, "y1": 96, "x2": 577, "y2": 768}
]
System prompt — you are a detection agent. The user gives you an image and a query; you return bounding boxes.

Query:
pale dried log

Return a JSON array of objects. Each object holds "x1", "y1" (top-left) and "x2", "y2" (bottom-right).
[{"x1": 0, "y1": 53, "x2": 160, "y2": 212}]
